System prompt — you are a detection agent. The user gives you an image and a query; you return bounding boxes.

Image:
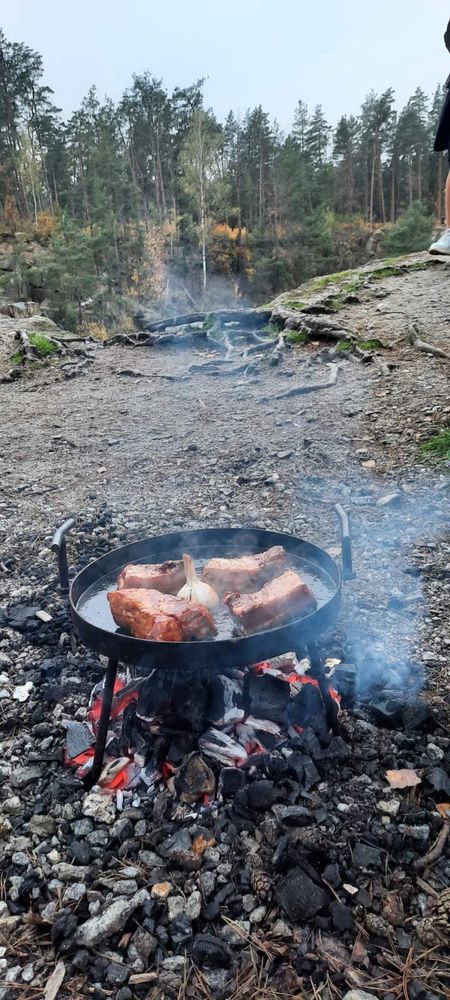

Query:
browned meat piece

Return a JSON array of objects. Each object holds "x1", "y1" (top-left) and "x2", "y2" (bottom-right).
[
  {"x1": 202, "y1": 546, "x2": 286, "y2": 597},
  {"x1": 107, "y1": 588, "x2": 217, "y2": 642},
  {"x1": 224, "y1": 570, "x2": 317, "y2": 634},
  {"x1": 117, "y1": 560, "x2": 185, "y2": 594}
]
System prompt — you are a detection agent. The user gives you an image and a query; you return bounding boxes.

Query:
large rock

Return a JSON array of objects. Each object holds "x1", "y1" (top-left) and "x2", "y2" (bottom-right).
[
  {"x1": 75, "y1": 889, "x2": 149, "y2": 948},
  {"x1": 277, "y1": 868, "x2": 328, "y2": 921}
]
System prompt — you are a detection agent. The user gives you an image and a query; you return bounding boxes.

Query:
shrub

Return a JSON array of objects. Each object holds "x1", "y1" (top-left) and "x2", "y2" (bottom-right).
[{"x1": 382, "y1": 202, "x2": 433, "y2": 255}]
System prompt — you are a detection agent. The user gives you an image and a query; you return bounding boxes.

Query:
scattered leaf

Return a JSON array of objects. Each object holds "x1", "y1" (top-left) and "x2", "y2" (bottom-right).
[
  {"x1": 192, "y1": 832, "x2": 215, "y2": 856},
  {"x1": 362, "y1": 459, "x2": 376, "y2": 469},
  {"x1": 386, "y1": 768, "x2": 421, "y2": 789},
  {"x1": 97, "y1": 465, "x2": 107, "y2": 473},
  {"x1": 436, "y1": 802, "x2": 450, "y2": 820}
]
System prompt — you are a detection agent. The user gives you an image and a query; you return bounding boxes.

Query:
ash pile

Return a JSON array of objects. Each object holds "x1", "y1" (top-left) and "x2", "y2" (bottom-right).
[{"x1": 0, "y1": 515, "x2": 449, "y2": 1000}]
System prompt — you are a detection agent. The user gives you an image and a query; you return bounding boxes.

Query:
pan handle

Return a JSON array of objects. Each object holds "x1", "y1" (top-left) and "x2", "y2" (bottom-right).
[
  {"x1": 334, "y1": 504, "x2": 355, "y2": 581},
  {"x1": 51, "y1": 518, "x2": 76, "y2": 593}
]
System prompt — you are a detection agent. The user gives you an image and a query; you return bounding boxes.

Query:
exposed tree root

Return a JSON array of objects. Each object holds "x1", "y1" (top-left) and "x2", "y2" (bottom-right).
[
  {"x1": 406, "y1": 321, "x2": 450, "y2": 361},
  {"x1": 262, "y1": 363, "x2": 339, "y2": 400}
]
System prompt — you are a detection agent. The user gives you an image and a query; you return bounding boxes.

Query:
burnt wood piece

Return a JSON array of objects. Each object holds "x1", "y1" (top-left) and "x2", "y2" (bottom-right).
[{"x1": 83, "y1": 657, "x2": 118, "y2": 790}]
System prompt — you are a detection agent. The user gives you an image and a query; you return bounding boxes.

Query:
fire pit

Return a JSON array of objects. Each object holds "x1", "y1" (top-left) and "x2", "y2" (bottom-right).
[{"x1": 52, "y1": 509, "x2": 353, "y2": 788}]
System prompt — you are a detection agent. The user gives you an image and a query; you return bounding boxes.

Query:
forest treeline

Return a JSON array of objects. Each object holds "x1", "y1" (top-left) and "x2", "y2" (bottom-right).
[{"x1": 0, "y1": 28, "x2": 446, "y2": 327}]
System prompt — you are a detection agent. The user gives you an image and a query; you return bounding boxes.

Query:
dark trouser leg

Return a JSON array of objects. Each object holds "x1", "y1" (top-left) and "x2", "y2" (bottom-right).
[{"x1": 83, "y1": 658, "x2": 118, "y2": 790}]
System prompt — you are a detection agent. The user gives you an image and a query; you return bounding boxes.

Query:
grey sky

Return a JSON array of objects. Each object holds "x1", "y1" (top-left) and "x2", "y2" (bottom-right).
[{"x1": 1, "y1": 0, "x2": 449, "y2": 130}]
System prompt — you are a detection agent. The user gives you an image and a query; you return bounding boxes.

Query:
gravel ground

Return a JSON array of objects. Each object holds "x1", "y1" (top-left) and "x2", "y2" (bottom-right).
[{"x1": 0, "y1": 261, "x2": 449, "y2": 999}]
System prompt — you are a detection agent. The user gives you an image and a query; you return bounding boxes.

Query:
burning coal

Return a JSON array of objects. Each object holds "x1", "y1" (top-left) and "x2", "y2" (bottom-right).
[{"x1": 64, "y1": 651, "x2": 341, "y2": 801}]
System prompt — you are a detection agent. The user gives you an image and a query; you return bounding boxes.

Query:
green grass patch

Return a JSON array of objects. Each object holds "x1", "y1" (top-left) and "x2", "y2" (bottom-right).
[
  {"x1": 263, "y1": 320, "x2": 283, "y2": 336},
  {"x1": 357, "y1": 338, "x2": 384, "y2": 351},
  {"x1": 28, "y1": 333, "x2": 58, "y2": 357},
  {"x1": 420, "y1": 428, "x2": 450, "y2": 460},
  {"x1": 287, "y1": 329, "x2": 309, "y2": 345},
  {"x1": 9, "y1": 350, "x2": 23, "y2": 365},
  {"x1": 336, "y1": 339, "x2": 352, "y2": 352}
]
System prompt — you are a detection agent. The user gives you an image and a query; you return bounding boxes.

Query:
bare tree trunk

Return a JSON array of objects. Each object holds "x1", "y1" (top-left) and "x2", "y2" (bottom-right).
[
  {"x1": 390, "y1": 160, "x2": 396, "y2": 222},
  {"x1": 378, "y1": 152, "x2": 386, "y2": 223},
  {"x1": 417, "y1": 152, "x2": 422, "y2": 202},
  {"x1": 369, "y1": 150, "x2": 376, "y2": 225}
]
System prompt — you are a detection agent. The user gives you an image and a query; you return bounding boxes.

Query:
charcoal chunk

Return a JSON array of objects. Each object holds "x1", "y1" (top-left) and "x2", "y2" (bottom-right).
[
  {"x1": 277, "y1": 867, "x2": 329, "y2": 921},
  {"x1": 247, "y1": 674, "x2": 290, "y2": 725},
  {"x1": 353, "y1": 843, "x2": 382, "y2": 869},
  {"x1": 191, "y1": 933, "x2": 233, "y2": 968},
  {"x1": 246, "y1": 780, "x2": 278, "y2": 810},
  {"x1": 330, "y1": 901, "x2": 353, "y2": 930},
  {"x1": 287, "y1": 752, "x2": 320, "y2": 789},
  {"x1": 273, "y1": 805, "x2": 312, "y2": 827},
  {"x1": 220, "y1": 768, "x2": 247, "y2": 798}
]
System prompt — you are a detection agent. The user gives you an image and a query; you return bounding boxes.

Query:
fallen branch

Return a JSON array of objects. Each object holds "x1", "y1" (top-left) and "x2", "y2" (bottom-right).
[
  {"x1": 413, "y1": 821, "x2": 450, "y2": 871},
  {"x1": 264, "y1": 363, "x2": 339, "y2": 400},
  {"x1": 407, "y1": 321, "x2": 450, "y2": 360}
]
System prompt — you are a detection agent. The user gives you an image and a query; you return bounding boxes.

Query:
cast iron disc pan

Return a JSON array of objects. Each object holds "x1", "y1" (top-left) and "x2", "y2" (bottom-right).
[{"x1": 70, "y1": 527, "x2": 342, "y2": 671}]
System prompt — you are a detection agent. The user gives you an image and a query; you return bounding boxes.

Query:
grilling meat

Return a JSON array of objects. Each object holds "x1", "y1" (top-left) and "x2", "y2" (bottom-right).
[
  {"x1": 224, "y1": 570, "x2": 317, "y2": 634},
  {"x1": 117, "y1": 560, "x2": 185, "y2": 595},
  {"x1": 202, "y1": 545, "x2": 286, "y2": 597},
  {"x1": 108, "y1": 588, "x2": 217, "y2": 642}
]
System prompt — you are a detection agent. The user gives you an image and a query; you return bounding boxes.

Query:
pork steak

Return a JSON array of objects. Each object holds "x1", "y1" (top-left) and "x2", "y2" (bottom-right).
[
  {"x1": 202, "y1": 545, "x2": 286, "y2": 597},
  {"x1": 224, "y1": 570, "x2": 317, "y2": 634},
  {"x1": 108, "y1": 588, "x2": 217, "y2": 642},
  {"x1": 117, "y1": 560, "x2": 185, "y2": 595}
]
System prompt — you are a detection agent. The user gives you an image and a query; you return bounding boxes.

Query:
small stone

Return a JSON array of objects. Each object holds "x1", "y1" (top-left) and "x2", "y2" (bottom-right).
[
  {"x1": 76, "y1": 889, "x2": 149, "y2": 948},
  {"x1": 185, "y1": 890, "x2": 202, "y2": 921},
  {"x1": 377, "y1": 799, "x2": 400, "y2": 817},
  {"x1": 131, "y1": 927, "x2": 157, "y2": 961},
  {"x1": 29, "y1": 814, "x2": 56, "y2": 836},
  {"x1": 111, "y1": 880, "x2": 138, "y2": 896},
  {"x1": 63, "y1": 883, "x2": 86, "y2": 904},
  {"x1": 398, "y1": 824, "x2": 430, "y2": 843},
  {"x1": 162, "y1": 956, "x2": 186, "y2": 972},
  {"x1": 36, "y1": 609, "x2": 53, "y2": 623},
  {"x1": 151, "y1": 882, "x2": 171, "y2": 901},
  {"x1": 83, "y1": 790, "x2": 116, "y2": 825},
  {"x1": 220, "y1": 920, "x2": 251, "y2": 946},
  {"x1": 343, "y1": 993, "x2": 381, "y2": 1000},
  {"x1": 3, "y1": 797, "x2": 21, "y2": 815},
  {"x1": 0, "y1": 817, "x2": 12, "y2": 839},
  {"x1": 73, "y1": 818, "x2": 94, "y2": 837},
  {"x1": 249, "y1": 905, "x2": 267, "y2": 924},
  {"x1": 21, "y1": 964, "x2": 34, "y2": 983},
  {"x1": 271, "y1": 919, "x2": 293, "y2": 938},
  {"x1": 167, "y1": 896, "x2": 185, "y2": 922},
  {"x1": 365, "y1": 913, "x2": 391, "y2": 938}
]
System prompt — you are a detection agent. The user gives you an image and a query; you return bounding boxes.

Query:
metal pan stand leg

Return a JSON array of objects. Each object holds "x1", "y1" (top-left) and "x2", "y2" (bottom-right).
[{"x1": 83, "y1": 658, "x2": 118, "y2": 791}]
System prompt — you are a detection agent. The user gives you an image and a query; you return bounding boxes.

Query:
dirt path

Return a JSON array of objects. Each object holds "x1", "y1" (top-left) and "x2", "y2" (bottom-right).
[{"x1": 0, "y1": 259, "x2": 449, "y2": 1000}]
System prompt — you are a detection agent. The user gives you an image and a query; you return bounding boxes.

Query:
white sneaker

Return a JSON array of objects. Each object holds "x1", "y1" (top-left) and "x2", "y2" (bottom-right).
[{"x1": 429, "y1": 228, "x2": 450, "y2": 254}]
